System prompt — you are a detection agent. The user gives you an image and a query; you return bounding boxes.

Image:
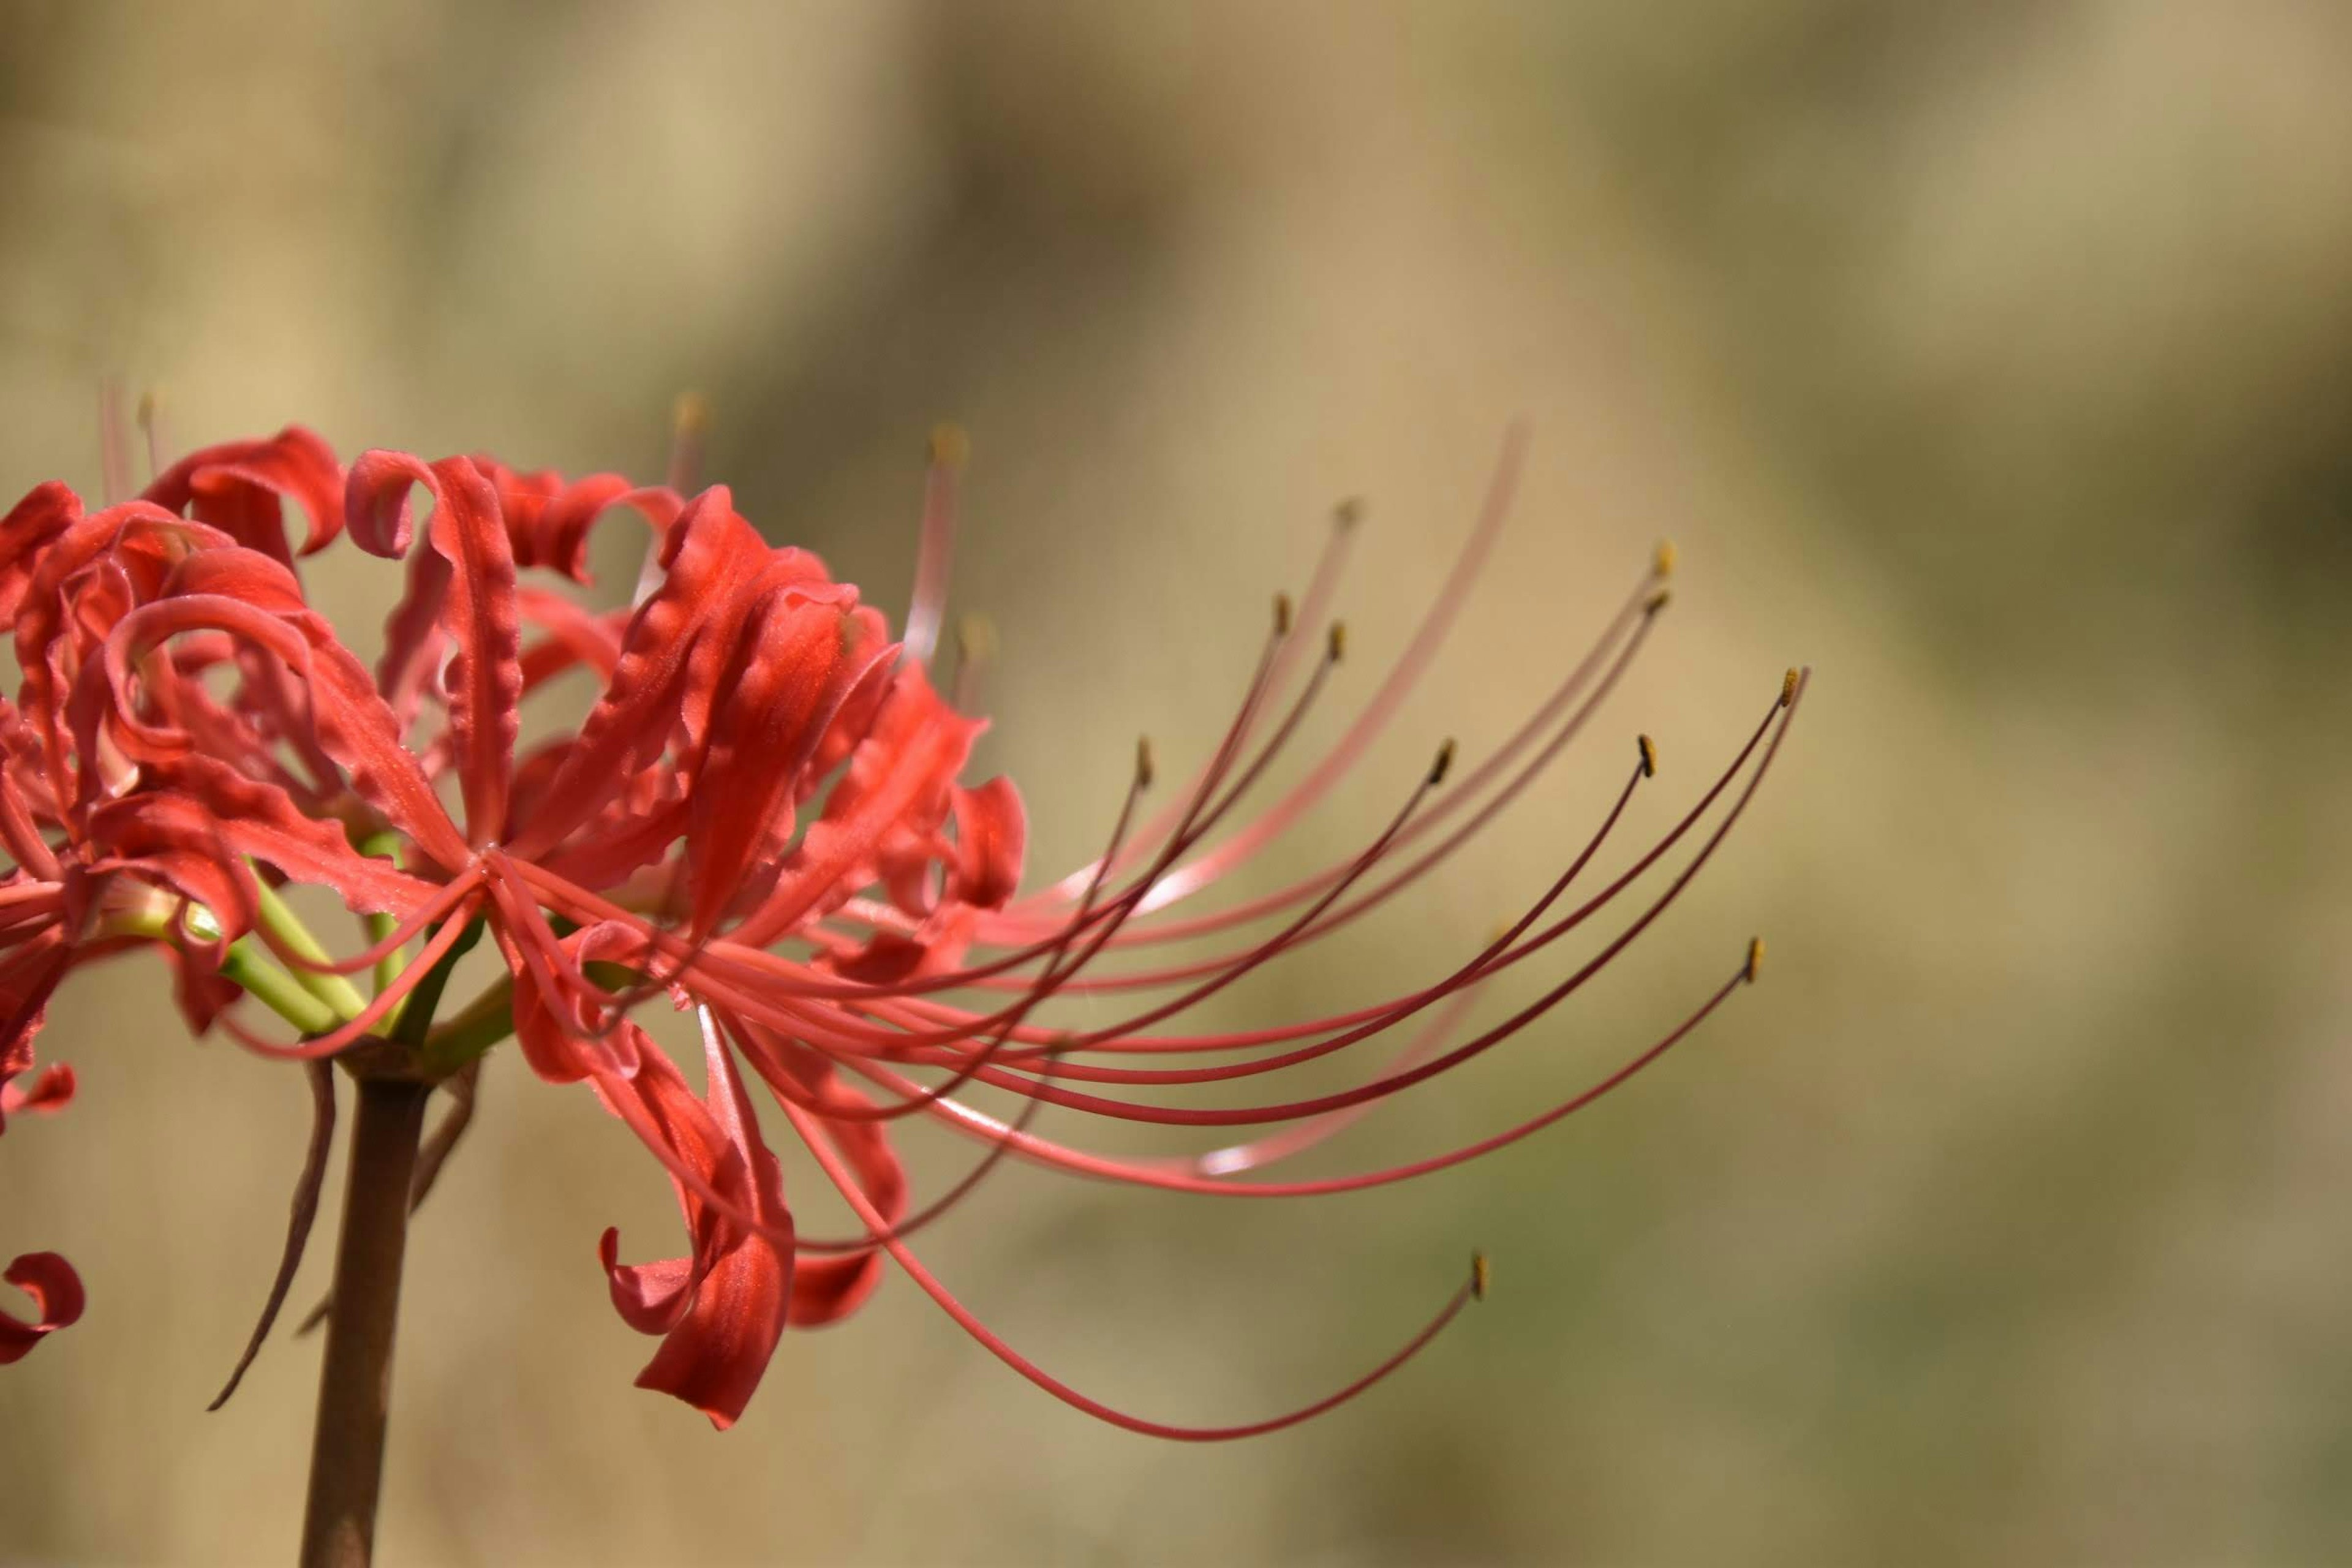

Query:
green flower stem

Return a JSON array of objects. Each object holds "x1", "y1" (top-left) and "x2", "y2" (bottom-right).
[
  {"x1": 109, "y1": 901, "x2": 343, "y2": 1037},
  {"x1": 415, "y1": 976, "x2": 515, "y2": 1079},
  {"x1": 217, "y1": 938, "x2": 344, "y2": 1036},
  {"x1": 253, "y1": 878, "x2": 369, "y2": 1023},
  {"x1": 354, "y1": 832, "x2": 410, "y2": 1006}
]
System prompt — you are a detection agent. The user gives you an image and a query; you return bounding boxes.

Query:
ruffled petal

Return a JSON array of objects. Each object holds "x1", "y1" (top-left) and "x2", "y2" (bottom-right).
[
  {"x1": 684, "y1": 581, "x2": 878, "y2": 937},
  {"x1": 143, "y1": 426, "x2": 345, "y2": 565},
  {"x1": 0, "y1": 481, "x2": 81, "y2": 622},
  {"x1": 595, "y1": 1016, "x2": 792, "y2": 1428},
  {"x1": 0, "y1": 1251, "x2": 84, "y2": 1364},
  {"x1": 732, "y1": 665, "x2": 982, "y2": 944},
  {"x1": 345, "y1": 453, "x2": 521, "y2": 845},
  {"x1": 0, "y1": 1061, "x2": 75, "y2": 1133},
  {"x1": 947, "y1": 777, "x2": 1026, "y2": 909}
]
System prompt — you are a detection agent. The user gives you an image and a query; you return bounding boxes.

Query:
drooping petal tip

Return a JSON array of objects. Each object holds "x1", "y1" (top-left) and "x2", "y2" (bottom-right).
[{"x1": 0, "y1": 1252, "x2": 84, "y2": 1364}]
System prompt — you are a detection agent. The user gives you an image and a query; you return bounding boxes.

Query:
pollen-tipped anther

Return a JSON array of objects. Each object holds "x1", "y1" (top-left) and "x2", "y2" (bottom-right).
[
  {"x1": 1471, "y1": 1252, "x2": 1491, "y2": 1302},
  {"x1": 135, "y1": 388, "x2": 166, "y2": 475},
  {"x1": 1327, "y1": 622, "x2": 1347, "y2": 663},
  {"x1": 1745, "y1": 937, "x2": 1765, "y2": 984},
  {"x1": 1135, "y1": 736, "x2": 1156, "y2": 791},
  {"x1": 1273, "y1": 594, "x2": 1294, "y2": 636},
  {"x1": 929, "y1": 421, "x2": 971, "y2": 469},
  {"x1": 1779, "y1": 668, "x2": 1800, "y2": 708},
  {"x1": 1645, "y1": 587, "x2": 1672, "y2": 616},
  {"x1": 953, "y1": 613, "x2": 997, "y2": 668},
  {"x1": 1654, "y1": 540, "x2": 1677, "y2": 578},
  {"x1": 1428, "y1": 739, "x2": 1457, "y2": 787},
  {"x1": 666, "y1": 391, "x2": 712, "y2": 493},
  {"x1": 1638, "y1": 734, "x2": 1657, "y2": 778}
]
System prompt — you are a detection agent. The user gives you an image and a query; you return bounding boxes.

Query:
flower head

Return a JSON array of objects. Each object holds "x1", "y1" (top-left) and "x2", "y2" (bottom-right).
[{"x1": 0, "y1": 409, "x2": 1804, "y2": 1433}]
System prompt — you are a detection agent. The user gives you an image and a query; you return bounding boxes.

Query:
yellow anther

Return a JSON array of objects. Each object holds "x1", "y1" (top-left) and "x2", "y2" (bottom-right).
[
  {"x1": 1780, "y1": 668, "x2": 1800, "y2": 708},
  {"x1": 1327, "y1": 622, "x2": 1347, "y2": 663},
  {"x1": 1471, "y1": 1252, "x2": 1491, "y2": 1302},
  {"x1": 1745, "y1": 937, "x2": 1765, "y2": 984},
  {"x1": 953, "y1": 613, "x2": 997, "y2": 666},
  {"x1": 1654, "y1": 540, "x2": 1676, "y2": 578},
  {"x1": 929, "y1": 421, "x2": 971, "y2": 469},
  {"x1": 1638, "y1": 734, "x2": 1657, "y2": 778}
]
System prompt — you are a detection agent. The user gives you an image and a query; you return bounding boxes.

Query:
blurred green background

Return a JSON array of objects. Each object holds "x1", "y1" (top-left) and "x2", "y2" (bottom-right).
[{"x1": 3, "y1": 2, "x2": 2350, "y2": 1563}]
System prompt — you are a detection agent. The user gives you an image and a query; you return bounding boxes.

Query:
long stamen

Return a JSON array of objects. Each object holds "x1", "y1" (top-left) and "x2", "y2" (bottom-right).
[
  {"x1": 966, "y1": 752, "x2": 1643, "y2": 1077},
  {"x1": 1067, "y1": 572, "x2": 1662, "y2": 959},
  {"x1": 1031, "y1": 496, "x2": 1363, "y2": 905},
  {"x1": 901, "y1": 424, "x2": 967, "y2": 669},
  {"x1": 890, "y1": 678, "x2": 1761, "y2": 1063},
  {"x1": 759, "y1": 731, "x2": 1161, "y2": 1127},
  {"x1": 97, "y1": 379, "x2": 132, "y2": 506},
  {"x1": 997, "y1": 590, "x2": 1659, "y2": 993},
  {"x1": 1096, "y1": 425, "x2": 1526, "y2": 921},
  {"x1": 135, "y1": 390, "x2": 167, "y2": 484},
  {"x1": 794, "y1": 744, "x2": 1166, "y2": 1247},
  {"x1": 793, "y1": 605, "x2": 1344, "y2": 1012},
  {"x1": 846, "y1": 944, "x2": 1756, "y2": 1199},
  {"x1": 1016, "y1": 737, "x2": 1456, "y2": 1057},
  {"x1": 546, "y1": 605, "x2": 1311, "y2": 1031},
  {"x1": 777, "y1": 1088, "x2": 1485, "y2": 1440},
  {"x1": 892, "y1": 748, "x2": 1643, "y2": 1071},
  {"x1": 902, "y1": 671, "x2": 1803, "y2": 1112}
]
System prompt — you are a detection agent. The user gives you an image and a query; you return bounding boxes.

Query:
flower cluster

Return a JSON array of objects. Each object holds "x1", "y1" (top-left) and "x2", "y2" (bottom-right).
[{"x1": 0, "y1": 417, "x2": 1803, "y2": 1433}]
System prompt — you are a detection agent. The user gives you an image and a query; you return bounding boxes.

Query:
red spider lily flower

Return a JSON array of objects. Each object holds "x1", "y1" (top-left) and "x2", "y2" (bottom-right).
[{"x1": 0, "y1": 413, "x2": 1806, "y2": 1438}]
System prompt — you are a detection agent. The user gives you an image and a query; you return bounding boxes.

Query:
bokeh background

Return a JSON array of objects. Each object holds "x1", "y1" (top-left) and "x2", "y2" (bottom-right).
[{"x1": 4, "y1": 1, "x2": 2351, "y2": 1563}]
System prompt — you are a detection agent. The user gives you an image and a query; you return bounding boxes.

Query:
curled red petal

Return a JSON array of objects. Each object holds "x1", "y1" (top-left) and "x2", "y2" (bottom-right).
[
  {"x1": 597, "y1": 1014, "x2": 793, "y2": 1428},
  {"x1": 948, "y1": 777, "x2": 1027, "y2": 910},
  {"x1": 475, "y1": 462, "x2": 678, "y2": 583},
  {"x1": 0, "y1": 1251, "x2": 84, "y2": 1364},
  {"x1": 685, "y1": 584, "x2": 875, "y2": 937},
  {"x1": 345, "y1": 451, "x2": 520, "y2": 843},
  {"x1": 143, "y1": 426, "x2": 345, "y2": 564},
  {"x1": 0, "y1": 1062, "x2": 75, "y2": 1131},
  {"x1": 155, "y1": 756, "x2": 439, "y2": 918},
  {"x1": 733, "y1": 666, "x2": 981, "y2": 946},
  {"x1": 506, "y1": 486, "x2": 777, "y2": 860},
  {"x1": 736, "y1": 1036, "x2": 906, "y2": 1329},
  {"x1": 105, "y1": 581, "x2": 470, "y2": 872},
  {"x1": 600, "y1": 1230, "x2": 699, "y2": 1336},
  {"x1": 0, "y1": 934, "x2": 69, "y2": 1076},
  {"x1": 0, "y1": 481, "x2": 81, "y2": 622}
]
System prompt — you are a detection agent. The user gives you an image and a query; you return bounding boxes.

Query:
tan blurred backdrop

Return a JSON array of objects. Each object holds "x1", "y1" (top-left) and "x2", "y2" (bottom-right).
[{"x1": 3, "y1": 1, "x2": 2351, "y2": 1564}]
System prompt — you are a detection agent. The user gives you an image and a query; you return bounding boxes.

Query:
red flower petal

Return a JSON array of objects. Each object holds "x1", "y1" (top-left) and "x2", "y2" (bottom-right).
[
  {"x1": 597, "y1": 1014, "x2": 792, "y2": 1429},
  {"x1": 505, "y1": 487, "x2": 776, "y2": 861},
  {"x1": 684, "y1": 583, "x2": 880, "y2": 937},
  {"x1": 947, "y1": 777, "x2": 1026, "y2": 910},
  {"x1": 0, "y1": 481, "x2": 81, "y2": 622},
  {"x1": 143, "y1": 426, "x2": 345, "y2": 565},
  {"x1": 0, "y1": 1251, "x2": 83, "y2": 1365},
  {"x1": 345, "y1": 453, "x2": 521, "y2": 845}
]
